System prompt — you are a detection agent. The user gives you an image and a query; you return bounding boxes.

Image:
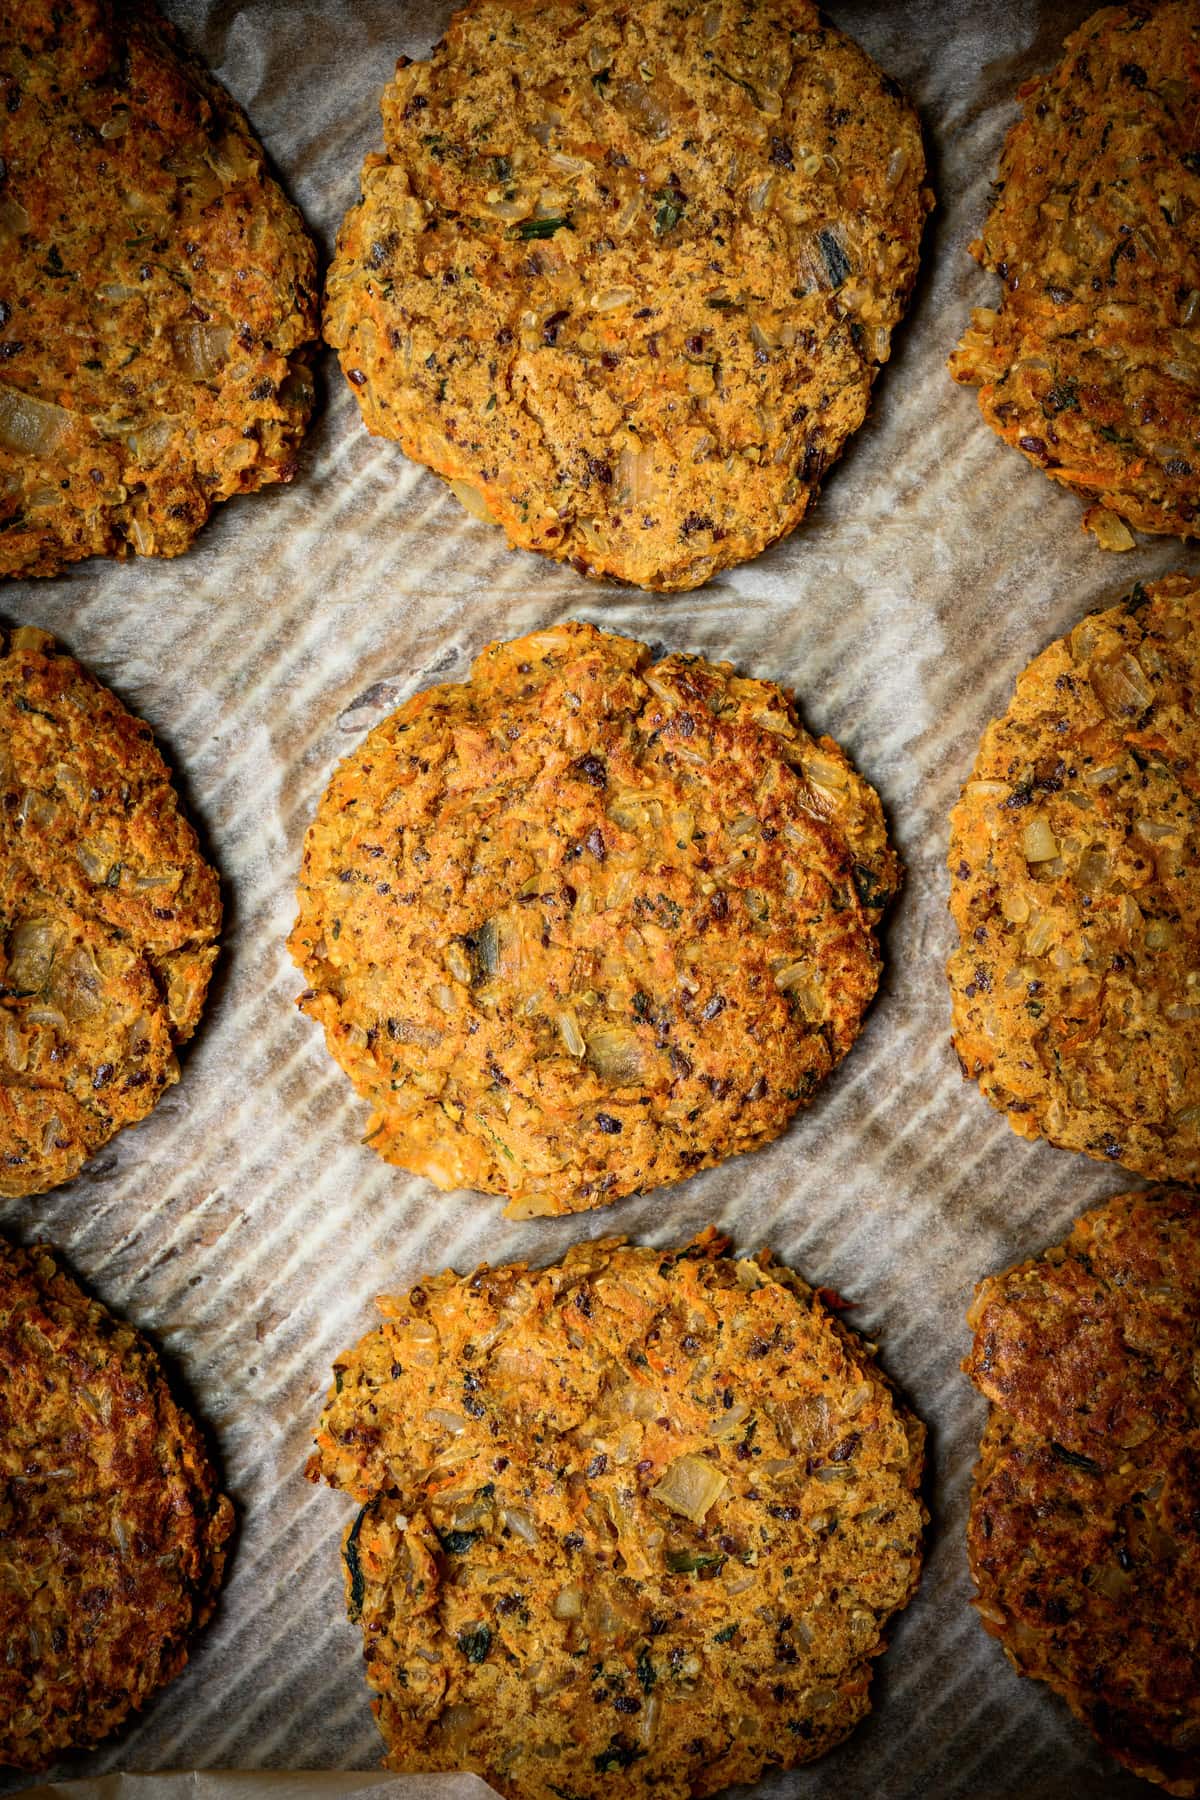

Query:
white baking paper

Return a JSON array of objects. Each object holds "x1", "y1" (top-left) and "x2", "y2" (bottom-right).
[{"x1": 0, "y1": 2, "x2": 1178, "y2": 1796}]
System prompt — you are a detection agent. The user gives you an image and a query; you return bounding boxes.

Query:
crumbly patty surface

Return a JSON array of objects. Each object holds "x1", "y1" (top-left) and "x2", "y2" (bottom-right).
[
  {"x1": 290, "y1": 622, "x2": 899, "y2": 1216},
  {"x1": 309, "y1": 1230, "x2": 926, "y2": 1799},
  {"x1": 947, "y1": 576, "x2": 1200, "y2": 1182},
  {"x1": 0, "y1": 0, "x2": 318, "y2": 579},
  {"x1": 0, "y1": 1237, "x2": 233, "y2": 1770},
  {"x1": 950, "y1": 3, "x2": 1200, "y2": 552},
  {"x1": 0, "y1": 626, "x2": 221, "y2": 1198},
  {"x1": 324, "y1": 0, "x2": 930, "y2": 591},
  {"x1": 965, "y1": 1187, "x2": 1200, "y2": 1796}
]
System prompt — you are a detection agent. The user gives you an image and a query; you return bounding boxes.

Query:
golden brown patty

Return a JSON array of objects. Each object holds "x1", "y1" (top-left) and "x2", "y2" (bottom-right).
[
  {"x1": 309, "y1": 1229, "x2": 926, "y2": 1799},
  {"x1": 0, "y1": 626, "x2": 221, "y2": 1198},
  {"x1": 290, "y1": 622, "x2": 899, "y2": 1217},
  {"x1": 0, "y1": 1236, "x2": 233, "y2": 1770},
  {"x1": 964, "y1": 1187, "x2": 1200, "y2": 1796},
  {"x1": 950, "y1": 2, "x2": 1200, "y2": 552},
  {"x1": 0, "y1": 0, "x2": 319, "y2": 579},
  {"x1": 947, "y1": 576, "x2": 1200, "y2": 1182},
  {"x1": 324, "y1": 0, "x2": 931, "y2": 591}
]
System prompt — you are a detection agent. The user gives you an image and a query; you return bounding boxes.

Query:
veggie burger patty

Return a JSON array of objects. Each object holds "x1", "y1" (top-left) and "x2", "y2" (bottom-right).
[
  {"x1": 950, "y1": 2, "x2": 1200, "y2": 551},
  {"x1": 0, "y1": 626, "x2": 221, "y2": 1198},
  {"x1": 0, "y1": 0, "x2": 319, "y2": 579},
  {"x1": 0, "y1": 1237, "x2": 232, "y2": 1770},
  {"x1": 290, "y1": 621, "x2": 900, "y2": 1217},
  {"x1": 324, "y1": 0, "x2": 931, "y2": 590},
  {"x1": 965, "y1": 1187, "x2": 1200, "y2": 1796},
  {"x1": 309, "y1": 1229, "x2": 926, "y2": 1799},
  {"x1": 947, "y1": 576, "x2": 1200, "y2": 1184}
]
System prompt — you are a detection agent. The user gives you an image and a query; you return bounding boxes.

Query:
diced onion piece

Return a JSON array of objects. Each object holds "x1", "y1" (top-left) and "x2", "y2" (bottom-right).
[
  {"x1": 1085, "y1": 507, "x2": 1135, "y2": 552},
  {"x1": 650, "y1": 1453, "x2": 728, "y2": 1523},
  {"x1": 171, "y1": 322, "x2": 232, "y2": 379},
  {"x1": 1023, "y1": 818, "x2": 1059, "y2": 863},
  {"x1": 1091, "y1": 652, "x2": 1154, "y2": 720},
  {"x1": 0, "y1": 384, "x2": 70, "y2": 456},
  {"x1": 503, "y1": 1506, "x2": 537, "y2": 1544},
  {"x1": 557, "y1": 1009, "x2": 585, "y2": 1057},
  {"x1": 11, "y1": 626, "x2": 53, "y2": 653},
  {"x1": 450, "y1": 479, "x2": 491, "y2": 521},
  {"x1": 424, "y1": 1407, "x2": 467, "y2": 1435},
  {"x1": 586, "y1": 1026, "x2": 646, "y2": 1085},
  {"x1": 5, "y1": 919, "x2": 59, "y2": 993},
  {"x1": 552, "y1": 1586, "x2": 584, "y2": 1619},
  {"x1": 1076, "y1": 843, "x2": 1110, "y2": 892},
  {"x1": 709, "y1": 1400, "x2": 751, "y2": 1436},
  {"x1": 591, "y1": 287, "x2": 635, "y2": 313}
]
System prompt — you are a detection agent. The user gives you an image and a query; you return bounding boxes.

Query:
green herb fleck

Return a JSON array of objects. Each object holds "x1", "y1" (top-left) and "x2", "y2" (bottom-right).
[
  {"x1": 105, "y1": 862, "x2": 122, "y2": 888},
  {"x1": 1127, "y1": 581, "x2": 1149, "y2": 612},
  {"x1": 1043, "y1": 380, "x2": 1079, "y2": 414},
  {"x1": 666, "y1": 1548, "x2": 727, "y2": 1575},
  {"x1": 653, "y1": 185, "x2": 686, "y2": 237},
  {"x1": 713, "y1": 1623, "x2": 737, "y2": 1643},
  {"x1": 437, "y1": 1527, "x2": 481, "y2": 1555},
  {"x1": 851, "y1": 862, "x2": 888, "y2": 911},
  {"x1": 515, "y1": 215, "x2": 572, "y2": 240},
  {"x1": 491, "y1": 154, "x2": 512, "y2": 181},
  {"x1": 457, "y1": 1623, "x2": 493, "y2": 1662},
  {"x1": 636, "y1": 1647, "x2": 656, "y2": 1693}
]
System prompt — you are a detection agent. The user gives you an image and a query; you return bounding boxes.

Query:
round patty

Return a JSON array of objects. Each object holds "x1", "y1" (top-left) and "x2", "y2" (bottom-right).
[
  {"x1": 0, "y1": 626, "x2": 221, "y2": 1198},
  {"x1": 949, "y1": 3, "x2": 1200, "y2": 552},
  {"x1": 0, "y1": 0, "x2": 319, "y2": 580},
  {"x1": 947, "y1": 576, "x2": 1200, "y2": 1182},
  {"x1": 0, "y1": 1236, "x2": 233, "y2": 1770},
  {"x1": 324, "y1": 0, "x2": 930, "y2": 591},
  {"x1": 309, "y1": 1229, "x2": 926, "y2": 1799},
  {"x1": 964, "y1": 1187, "x2": 1200, "y2": 1796},
  {"x1": 291, "y1": 622, "x2": 900, "y2": 1216}
]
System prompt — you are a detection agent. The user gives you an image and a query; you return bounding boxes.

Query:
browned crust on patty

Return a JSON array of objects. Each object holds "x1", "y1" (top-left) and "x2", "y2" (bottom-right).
[
  {"x1": 309, "y1": 1229, "x2": 926, "y2": 1798},
  {"x1": 0, "y1": 1236, "x2": 233, "y2": 1769},
  {"x1": 0, "y1": 626, "x2": 221, "y2": 1197},
  {"x1": 950, "y1": 2, "x2": 1200, "y2": 550},
  {"x1": 325, "y1": 0, "x2": 930, "y2": 591},
  {"x1": 0, "y1": 0, "x2": 319, "y2": 578},
  {"x1": 964, "y1": 1187, "x2": 1200, "y2": 1795},
  {"x1": 290, "y1": 622, "x2": 900, "y2": 1216}
]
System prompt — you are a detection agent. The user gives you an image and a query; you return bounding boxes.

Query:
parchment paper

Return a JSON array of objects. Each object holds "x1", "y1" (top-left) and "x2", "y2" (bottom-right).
[{"x1": 1, "y1": 2, "x2": 1188, "y2": 1795}]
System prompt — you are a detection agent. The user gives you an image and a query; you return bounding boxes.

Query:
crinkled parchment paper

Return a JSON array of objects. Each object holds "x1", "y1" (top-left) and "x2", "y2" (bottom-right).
[{"x1": 1, "y1": 2, "x2": 1189, "y2": 1796}]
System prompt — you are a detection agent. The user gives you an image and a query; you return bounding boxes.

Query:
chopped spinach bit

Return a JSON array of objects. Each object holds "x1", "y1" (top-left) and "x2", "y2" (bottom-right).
[
  {"x1": 713, "y1": 1623, "x2": 738, "y2": 1643},
  {"x1": 344, "y1": 1504, "x2": 369, "y2": 1621},
  {"x1": 635, "y1": 1646, "x2": 656, "y2": 1693},
  {"x1": 851, "y1": 862, "x2": 888, "y2": 910},
  {"x1": 457, "y1": 1623, "x2": 493, "y2": 1662}
]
